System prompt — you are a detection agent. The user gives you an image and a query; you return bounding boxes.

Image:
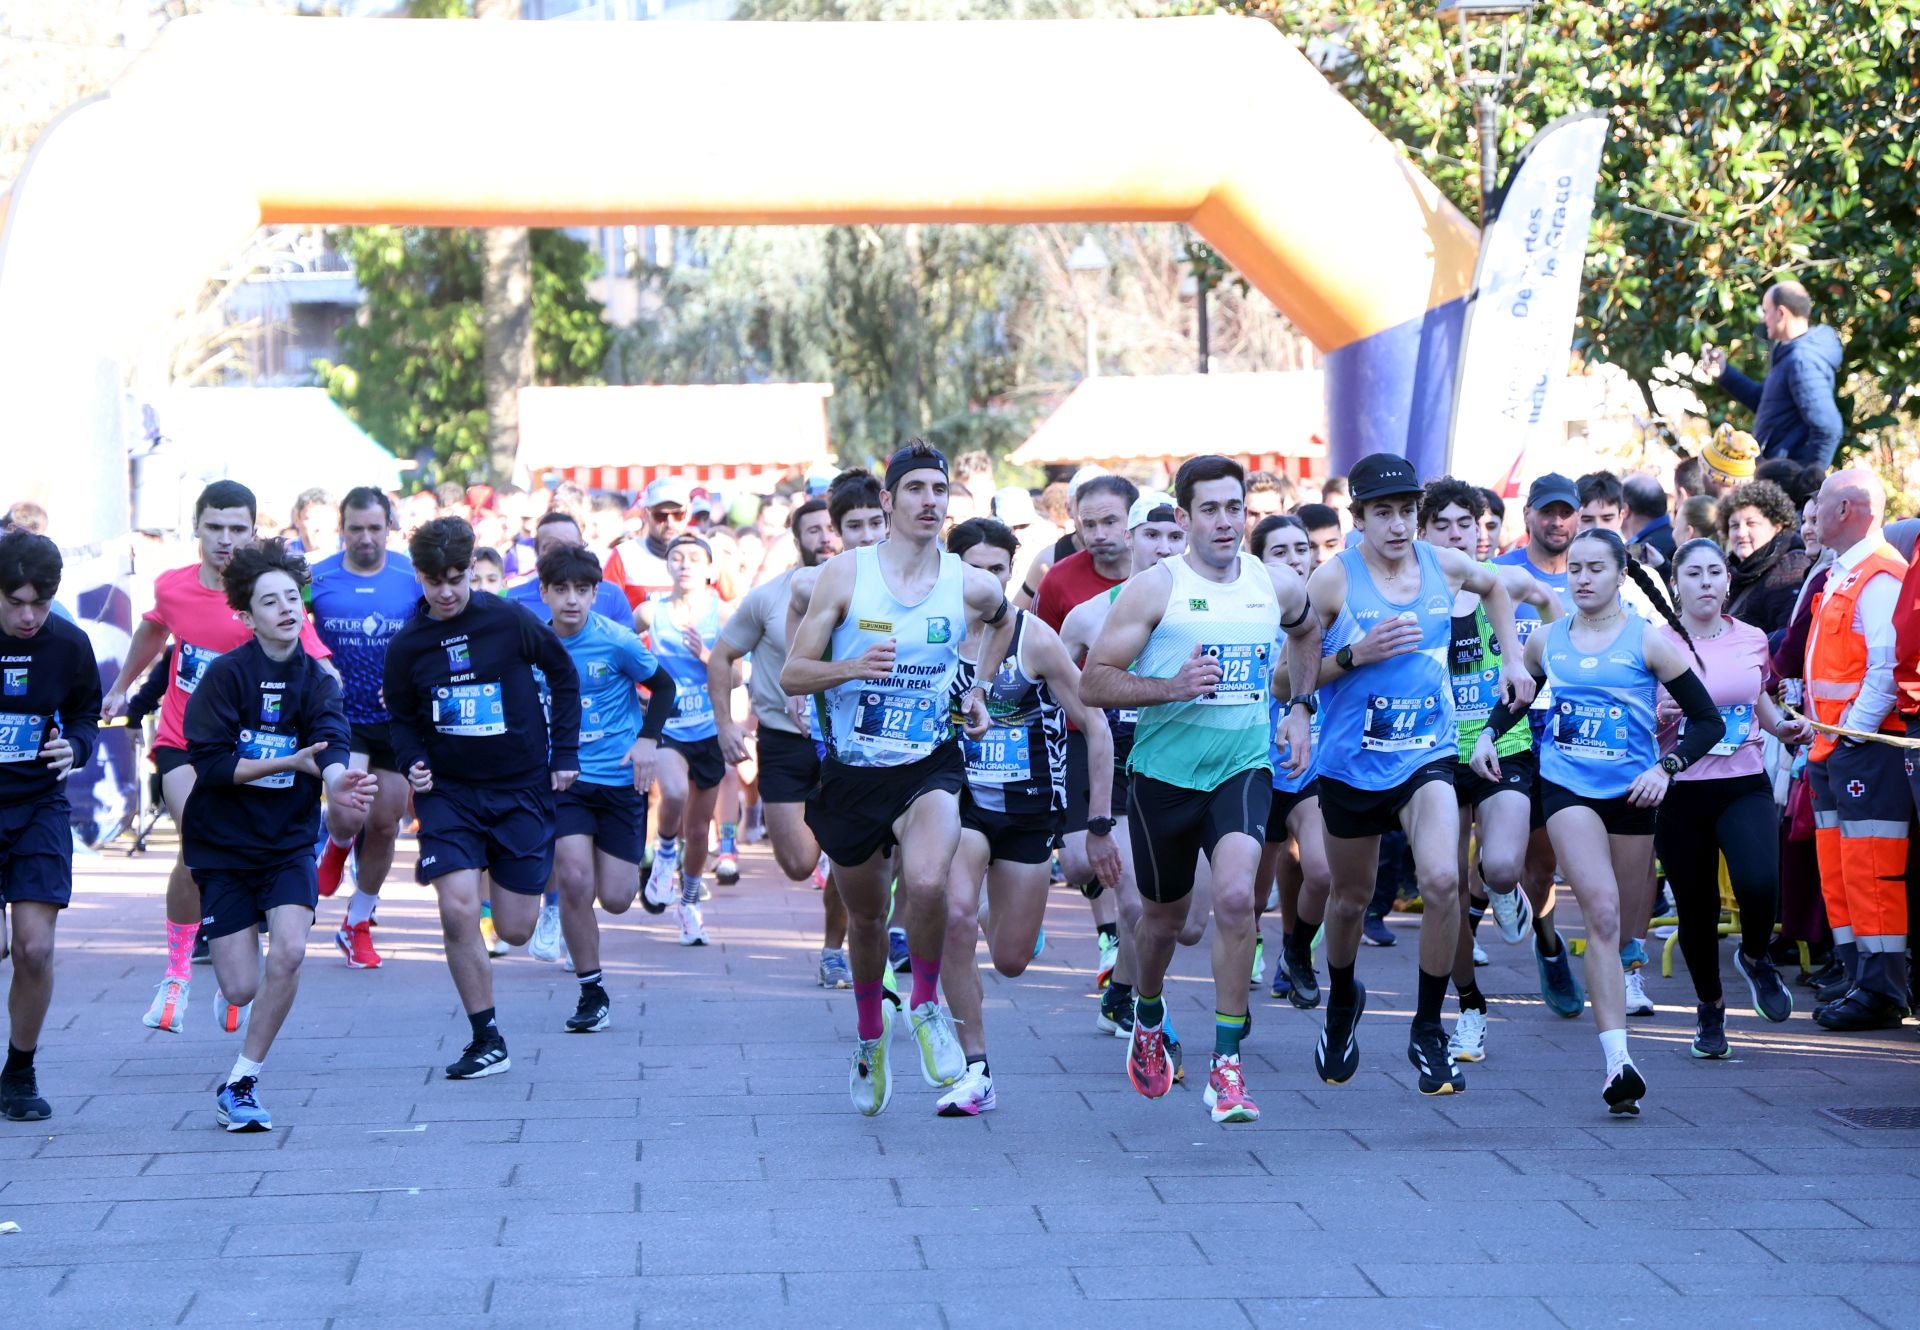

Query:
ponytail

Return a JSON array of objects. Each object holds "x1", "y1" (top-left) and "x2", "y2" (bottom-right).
[{"x1": 1571, "y1": 527, "x2": 1703, "y2": 667}]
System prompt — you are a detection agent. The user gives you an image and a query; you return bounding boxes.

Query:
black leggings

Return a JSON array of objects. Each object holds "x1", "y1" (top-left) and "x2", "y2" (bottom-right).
[{"x1": 1653, "y1": 773, "x2": 1779, "y2": 1006}]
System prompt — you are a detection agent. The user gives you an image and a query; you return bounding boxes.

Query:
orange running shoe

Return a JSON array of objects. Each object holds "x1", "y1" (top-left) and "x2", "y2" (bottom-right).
[
  {"x1": 316, "y1": 838, "x2": 352, "y2": 898},
  {"x1": 1126, "y1": 1017, "x2": 1173, "y2": 1099},
  {"x1": 1205, "y1": 1054, "x2": 1260, "y2": 1123},
  {"x1": 335, "y1": 919, "x2": 382, "y2": 969}
]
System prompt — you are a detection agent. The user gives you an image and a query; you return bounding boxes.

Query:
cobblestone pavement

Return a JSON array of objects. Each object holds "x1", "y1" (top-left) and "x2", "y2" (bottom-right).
[{"x1": 2, "y1": 830, "x2": 1918, "y2": 1327}]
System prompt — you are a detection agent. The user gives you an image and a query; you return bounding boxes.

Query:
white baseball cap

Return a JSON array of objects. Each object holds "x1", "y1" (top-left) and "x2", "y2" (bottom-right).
[
  {"x1": 1127, "y1": 491, "x2": 1177, "y2": 529},
  {"x1": 992, "y1": 486, "x2": 1037, "y2": 527},
  {"x1": 1068, "y1": 464, "x2": 1110, "y2": 498},
  {"x1": 643, "y1": 477, "x2": 693, "y2": 510}
]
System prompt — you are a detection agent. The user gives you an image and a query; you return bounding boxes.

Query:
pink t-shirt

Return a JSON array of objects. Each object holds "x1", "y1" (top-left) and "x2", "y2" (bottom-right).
[
  {"x1": 143, "y1": 564, "x2": 332, "y2": 752},
  {"x1": 1657, "y1": 616, "x2": 1767, "y2": 782}
]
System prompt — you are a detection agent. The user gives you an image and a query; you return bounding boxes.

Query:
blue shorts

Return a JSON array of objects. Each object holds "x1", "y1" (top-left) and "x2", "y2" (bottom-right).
[
  {"x1": 0, "y1": 791, "x2": 74, "y2": 908},
  {"x1": 194, "y1": 858, "x2": 317, "y2": 940},
  {"x1": 414, "y1": 782, "x2": 556, "y2": 894},
  {"x1": 555, "y1": 781, "x2": 647, "y2": 864}
]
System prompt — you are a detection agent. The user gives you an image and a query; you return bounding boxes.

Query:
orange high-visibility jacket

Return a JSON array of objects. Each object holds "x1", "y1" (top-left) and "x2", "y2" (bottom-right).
[{"x1": 1807, "y1": 541, "x2": 1910, "y2": 761}]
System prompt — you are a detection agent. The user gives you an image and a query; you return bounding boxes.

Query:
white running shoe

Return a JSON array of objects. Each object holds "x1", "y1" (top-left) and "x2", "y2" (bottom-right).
[
  {"x1": 935, "y1": 1062, "x2": 997, "y2": 1117},
  {"x1": 1489, "y1": 886, "x2": 1533, "y2": 945},
  {"x1": 1472, "y1": 938, "x2": 1489, "y2": 967},
  {"x1": 212, "y1": 988, "x2": 250, "y2": 1038},
  {"x1": 850, "y1": 1022, "x2": 894, "y2": 1117},
  {"x1": 528, "y1": 901, "x2": 564, "y2": 963},
  {"x1": 909, "y1": 1001, "x2": 966, "y2": 1087},
  {"x1": 1623, "y1": 968, "x2": 1655, "y2": 1017},
  {"x1": 643, "y1": 850, "x2": 680, "y2": 911},
  {"x1": 1447, "y1": 1008, "x2": 1487, "y2": 1063},
  {"x1": 676, "y1": 900, "x2": 709, "y2": 947},
  {"x1": 143, "y1": 977, "x2": 189, "y2": 1033}
]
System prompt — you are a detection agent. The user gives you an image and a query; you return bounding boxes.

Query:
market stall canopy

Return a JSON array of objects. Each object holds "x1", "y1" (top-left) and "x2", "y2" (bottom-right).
[
  {"x1": 1010, "y1": 371, "x2": 1328, "y2": 481},
  {"x1": 516, "y1": 383, "x2": 835, "y2": 496},
  {"x1": 136, "y1": 387, "x2": 403, "y2": 532}
]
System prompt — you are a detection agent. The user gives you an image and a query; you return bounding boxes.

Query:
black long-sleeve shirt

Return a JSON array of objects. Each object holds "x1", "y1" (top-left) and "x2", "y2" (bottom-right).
[
  {"x1": 182, "y1": 639, "x2": 349, "y2": 869},
  {"x1": 383, "y1": 592, "x2": 580, "y2": 789},
  {"x1": 126, "y1": 646, "x2": 172, "y2": 728},
  {"x1": 0, "y1": 613, "x2": 102, "y2": 803}
]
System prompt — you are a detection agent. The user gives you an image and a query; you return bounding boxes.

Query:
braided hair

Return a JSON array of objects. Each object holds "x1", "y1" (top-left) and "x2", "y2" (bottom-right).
[{"x1": 1568, "y1": 527, "x2": 1703, "y2": 666}]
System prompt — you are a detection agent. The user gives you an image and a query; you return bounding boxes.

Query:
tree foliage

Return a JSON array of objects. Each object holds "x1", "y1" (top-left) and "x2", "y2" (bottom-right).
[
  {"x1": 1197, "y1": 0, "x2": 1920, "y2": 453},
  {"x1": 315, "y1": 226, "x2": 608, "y2": 481}
]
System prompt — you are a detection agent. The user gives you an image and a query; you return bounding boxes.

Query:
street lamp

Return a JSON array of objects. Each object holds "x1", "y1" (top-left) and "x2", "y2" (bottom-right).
[
  {"x1": 1436, "y1": 0, "x2": 1535, "y2": 224},
  {"x1": 1066, "y1": 234, "x2": 1110, "y2": 379}
]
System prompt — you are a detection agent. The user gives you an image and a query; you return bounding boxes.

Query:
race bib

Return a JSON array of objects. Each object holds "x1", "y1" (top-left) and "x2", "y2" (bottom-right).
[
  {"x1": 852, "y1": 688, "x2": 946, "y2": 756},
  {"x1": 1682, "y1": 703, "x2": 1754, "y2": 758},
  {"x1": 1554, "y1": 699, "x2": 1628, "y2": 762},
  {"x1": 432, "y1": 682, "x2": 506, "y2": 737},
  {"x1": 1114, "y1": 708, "x2": 1139, "y2": 726},
  {"x1": 579, "y1": 699, "x2": 606, "y2": 747},
  {"x1": 1451, "y1": 668, "x2": 1498, "y2": 723},
  {"x1": 0, "y1": 712, "x2": 47, "y2": 764},
  {"x1": 175, "y1": 642, "x2": 221, "y2": 696},
  {"x1": 676, "y1": 681, "x2": 713, "y2": 721},
  {"x1": 964, "y1": 725, "x2": 1031, "y2": 783},
  {"x1": 1199, "y1": 642, "x2": 1267, "y2": 706},
  {"x1": 1362, "y1": 693, "x2": 1441, "y2": 752},
  {"x1": 240, "y1": 727, "x2": 297, "y2": 788}
]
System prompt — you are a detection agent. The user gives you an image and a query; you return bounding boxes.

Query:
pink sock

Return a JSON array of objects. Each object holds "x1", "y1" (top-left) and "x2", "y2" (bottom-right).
[
  {"x1": 165, "y1": 921, "x2": 199, "y2": 981},
  {"x1": 853, "y1": 981, "x2": 885, "y2": 1041},
  {"x1": 909, "y1": 954, "x2": 941, "y2": 1009}
]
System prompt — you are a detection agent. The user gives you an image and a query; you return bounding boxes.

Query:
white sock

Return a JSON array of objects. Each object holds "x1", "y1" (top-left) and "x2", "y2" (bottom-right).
[
  {"x1": 229, "y1": 1055, "x2": 264, "y2": 1085},
  {"x1": 326, "y1": 832, "x2": 354, "y2": 851},
  {"x1": 1598, "y1": 1028, "x2": 1630, "y2": 1067},
  {"x1": 347, "y1": 890, "x2": 378, "y2": 926}
]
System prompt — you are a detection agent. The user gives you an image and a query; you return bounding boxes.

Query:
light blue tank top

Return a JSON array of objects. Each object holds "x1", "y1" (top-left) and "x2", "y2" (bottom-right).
[
  {"x1": 1538, "y1": 614, "x2": 1659, "y2": 799},
  {"x1": 648, "y1": 592, "x2": 723, "y2": 743},
  {"x1": 822, "y1": 544, "x2": 968, "y2": 768},
  {"x1": 1318, "y1": 543, "x2": 1455, "y2": 792}
]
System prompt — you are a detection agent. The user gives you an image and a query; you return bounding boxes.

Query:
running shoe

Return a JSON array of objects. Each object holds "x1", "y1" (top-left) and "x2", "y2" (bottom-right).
[
  {"x1": 1620, "y1": 937, "x2": 1651, "y2": 970},
  {"x1": 528, "y1": 901, "x2": 565, "y2": 963},
  {"x1": 696, "y1": 876, "x2": 713, "y2": 903},
  {"x1": 1284, "y1": 947, "x2": 1321, "y2": 1010},
  {"x1": 479, "y1": 913, "x2": 509, "y2": 957},
  {"x1": 191, "y1": 932, "x2": 211, "y2": 965},
  {"x1": 567, "y1": 983, "x2": 611, "y2": 1033},
  {"x1": 887, "y1": 928, "x2": 911, "y2": 973},
  {"x1": 143, "y1": 977, "x2": 189, "y2": 1033},
  {"x1": 1095, "y1": 931, "x2": 1118, "y2": 991},
  {"x1": 1623, "y1": 968, "x2": 1655, "y2": 1017},
  {"x1": 817, "y1": 950, "x2": 852, "y2": 989},
  {"x1": 1603, "y1": 1059, "x2": 1646, "y2": 1115},
  {"x1": 909, "y1": 1001, "x2": 965, "y2": 1087},
  {"x1": 676, "y1": 900, "x2": 709, "y2": 947},
  {"x1": 1733, "y1": 949, "x2": 1794, "y2": 1023},
  {"x1": 212, "y1": 988, "x2": 250, "y2": 1038},
  {"x1": 445, "y1": 1032, "x2": 511, "y2": 1079},
  {"x1": 1534, "y1": 930, "x2": 1586, "y2": 1018},
  {"x1": 0, "y1": 1070, "x2": 51, "y2": 1122},
  {"x1": 1408, "y1": 1022, "x2": 1465, "y2": 1095},
  {"x1": 1447, "y1": 1008, "x2": 1487, "y2": 1063},
  {"x1": 1032, "y1": 926, "x2": 1046, "y2": 961},
  {"x1": 1096, "y1": 986, "x2": 1134, "y2": 1037},
  {"x1": 851, "y1": 1022, "x2": 894, "y2": 1116},
  {"x1": 812, "y1": 854, "x2": 830, "y2": 892},
  {"x1": 1691, "y1": 1004, "x2": 1730, "y2": 1059},
  {"x1": 1488, "y1": 885, "x2": 1533, "y2": 945},
  {"x1": 1472, "y1": 939, "x2": 1489, "y2": 966},
  {"x1": 335, "y1": 919, "x2": 382, "y2": 970},
  {"x1": 1249, "y1": 934, "x2": 1265, "y2": 990},
  {"x1": 1315, "y1": 982, "x2": 1365, "y2": 1085},
  {"x1": 1362, "y1": 915, "x2": 1396, "y2": 947},
  {"x1": 714, "y1": 850, "x2": 740, "y2": 886},
  {"x1": 1204, "y1": 1054, "x2": 1260, "y2": 1123},
  {"x1": 1126, "y1": 1015, "x2": 1173, "y2": 1099},
  {"x1": 1270, "y1": 966, "x2": 1292, "y2": 1001},
  {"x1": 935, "y1": 1062, "x2": 997, "y2": 1117},
  {"x1": 1164, "y1": 1010, "x2": 1184, "y2": 1085},
  {"x1": 214, "y1": 1076, "x2": 271, "y2": 1133},
  {"x1": 316, "y1": 837, "x2": 351, "y2": 898},
  {"x1": 642, "y1": 850, "x2": 679, "y2": 914},
  {"x1": 562, "y1": 938, "x2": 574, "y2": 973}
]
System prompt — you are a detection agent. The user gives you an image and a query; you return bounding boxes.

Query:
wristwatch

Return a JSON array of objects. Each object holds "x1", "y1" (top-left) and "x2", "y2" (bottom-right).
[
  {"x1": 1335, "y1": 644, "x2": 1355, "y2": 671},
  {"x1": 1659, "y1": 753, "x2": 1686, "y2": 776},
  {"x1": 1281, "y1": 695, "x2": 1319, "y2": 717},
  {"x1": 1087, "y1": 816, "x2": 1118, "y2": 838}
]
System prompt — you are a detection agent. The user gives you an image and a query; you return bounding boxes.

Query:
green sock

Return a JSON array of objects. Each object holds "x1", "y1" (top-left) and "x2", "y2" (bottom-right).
[
  {"x1": 479, "y1": 901, "x2": 492, "y2": 920},
  {"x1": 1214, "y1": 1010, "x2": 1250, "y2": 1058},
  {"x1": 1135, "y1": 991, "x2": 1165, "y2": 1028}
]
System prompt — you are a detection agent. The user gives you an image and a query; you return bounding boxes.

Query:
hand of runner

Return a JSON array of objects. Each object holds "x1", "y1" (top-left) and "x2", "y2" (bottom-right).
[
  {"x1": 959, "y1": 686, "x2": 991, "y2": 740},
  {"x1": 680, "y1": 625, "x2": 708, "y2": 663},
  {"x1": 552, "y1": 768, "x2": 578, "y2": 793},
  {"x1": 1170, "y1": 644, "x2": 1223, "y2": 701},
  {"x1": 1086, "y1": 824, "x2": 1123, "y2": 888},
  {"x1": 1499, "y1": 661, "x2": 1536, "y2": 710},
  {"x1": 39, "y1": 724, "x2": 74, "y2": 777},
  {"x1": 717, "y1": 724, "x2": 749, "y2": 766},
  {"x1": 623, "y1": 735, "x2": 659, "y2": 790},
  {"x1": 333, "y1": 767, "x2": 378, "y2": 812},
  {"x1": 784, "y1": 694, "x2": 812, "y2": 732},
  {"x1": 407, "y1": 760, "x2": 434, "y2": 793},
  {"x1": 854, "y1": 638, "x2": 896, "y2": 681},
  {"x1": 101, "y1": 690, "x2": 127, "y2": 723},
  {"x1": 1353, "y1": 617, "x2": 1422, "y2": 665},
  {"x1": 286, "y1": 741, "x2": 329, "y2": 778},
  {"x1": 1625, "y1": 764, "x2": 1670, "y2": 808},
  {"x1": 1275, "y1": 705, "x2": 1312, "y2": 778},
  {"x1": 1468, "y1": 730, "x2": 1502, "y2": 783}
]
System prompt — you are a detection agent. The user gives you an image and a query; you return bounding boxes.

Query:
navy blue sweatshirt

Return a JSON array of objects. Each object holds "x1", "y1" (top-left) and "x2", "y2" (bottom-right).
[
  {"x1": 182, "y1": 639, "x2": 349, "y2": 870},
  {"x1": 0, "y1": 614, "x2": 102, "y2": 803},
  {"x1": 383, "y1": 591, "x2": 580, "y2": 789}
]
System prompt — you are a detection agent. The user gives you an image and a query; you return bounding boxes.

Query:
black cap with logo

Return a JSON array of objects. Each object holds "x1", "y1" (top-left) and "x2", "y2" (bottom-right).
[{"x1": 1347, "y1": 453, "x2": 1424, "y2": 503}]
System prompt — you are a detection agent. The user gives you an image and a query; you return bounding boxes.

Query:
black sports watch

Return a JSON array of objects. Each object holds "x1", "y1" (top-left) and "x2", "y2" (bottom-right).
[
  {"x1": 1334, "y1": 644, "x2": 1355, "y2": 671},
  {"x1": 1659, "y1": 753, "x2": 1686, "y2": 776},
  {"x1": 1281, "y1": 695, "x2": 1318, "y2": 717},
  {"x1": 1087, "y1": 816, "x2": 1118, "y2": 838}
]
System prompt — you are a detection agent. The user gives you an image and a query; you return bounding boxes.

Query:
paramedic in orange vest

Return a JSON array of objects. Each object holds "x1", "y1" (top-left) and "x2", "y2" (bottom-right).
[{"x1": 1805, "y1": 467, "x2": 1911, "y2": 1030}]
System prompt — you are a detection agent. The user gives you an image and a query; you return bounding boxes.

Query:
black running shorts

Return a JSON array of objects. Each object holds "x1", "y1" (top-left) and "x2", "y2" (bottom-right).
[
  {"x1": 807, "y1": 743, "x2": 965, "y2": 869},
  {"x1": 1128, "y1": 766, "x2": 1270, "y2": 905},
  {"x1": 349, "y1": 721, "x2": 400, "y2": 773},
  {"x1": 0, "y1": 791, "x2": 74, "y2": 908},
  {"x1": 554, "y1": 780, "x2": 648, "y2": 864},
  {"x1": 194, "y1": 858, "x2": 317, "y2": 940},
  {"x1": 414, "y1": 781, "x2": 557, "y2": 894},
  {"x1": 1319, "y1": 758, "x2": 1456, "y2": 841},
  {"x1": 663, "y1": 735, "x2": 726, "y2": 792},
  {"x1": 1538, "y1": 778, "x2": 1657, "y2": 837},
  {"x1": 959, "y1": 792, "x2": 1062, "y2": 866},
  {"x1": 757, "y1": 728, "x2": 822, "y2": 805},
  {"x1": 1454, "y1": 748, "x2": 1537, "y2": 809}
]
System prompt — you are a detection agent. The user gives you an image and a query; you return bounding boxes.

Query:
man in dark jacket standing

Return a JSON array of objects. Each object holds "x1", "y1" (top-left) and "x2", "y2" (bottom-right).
[{"x1": 1702, "y1": 280, "x2": 1845, "y2": 470}]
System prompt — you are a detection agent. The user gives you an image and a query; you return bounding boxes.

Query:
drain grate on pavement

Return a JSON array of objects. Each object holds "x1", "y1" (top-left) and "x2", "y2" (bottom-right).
[{"x1": 1820, "y1": 1106, "x2": 1920, "y2": 1129}]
